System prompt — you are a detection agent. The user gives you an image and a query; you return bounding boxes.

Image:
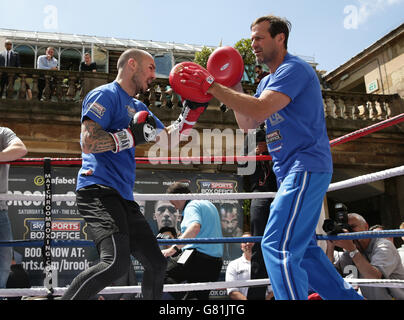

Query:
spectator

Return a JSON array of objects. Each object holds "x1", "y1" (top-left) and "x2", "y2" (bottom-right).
[
  {"x1": 153, "y1": 200, "x2": 181, "y2": 237},
  {"x1": 254, "y1": 65, "x2": 269, "y2": 84},
  {"x1": 0, "y1": 39, "x2": 21, "y2": 98},
  {"x1": 369, "y1": 224, "x2": 394, "y2": 244},
  {"x1": 37, "y1": 47, "x2": 58, "y2": 70},
  {"x1": 6, "y1": 252, "x2": 31, "y2": 300},
  {"x1": 398, "y1": 222, "x2": 404, "y2": 265},
  {"x1": 326, "y1": 213, "x2": 404, "y2": 300},
  {"x1": 0, "y1": 127, "x2": 27, "y2": 290},
  {"x1": 162, "y1": 182, "x2": 223, "y2": 300},
  {"x1": 36, "y1": 46, "x2": 58, "y2": 100},
  {"x1": 240, "y1": 124, "x2": 277, "y2": 300},
  {"x1": 80, "y1": 53, "x2": 97, "y2": 72},
  {"x1": 225, "y1": 232, "x2": 273, "y2": 300}
]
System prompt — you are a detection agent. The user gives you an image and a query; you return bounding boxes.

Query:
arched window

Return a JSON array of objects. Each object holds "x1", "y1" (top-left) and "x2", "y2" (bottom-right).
[
  {"x1": 13, "y1": 44, "x2": 35, "y2": 68},
  {"x1": 60, "y1": 48, "x2": 82, "y2": 71}
]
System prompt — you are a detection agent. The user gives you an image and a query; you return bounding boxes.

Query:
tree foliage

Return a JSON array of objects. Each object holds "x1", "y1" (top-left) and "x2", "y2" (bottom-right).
[
  {"x1": 234, "y1": 38, "x2": 256, "y2": 66},
  {"x1": 194, "y1": 46, "x2": 214, "y2": 68},
  {"x1": 193, "y1": 38, "x2": 257, "y2": 83},
  {"x1": 234, "y1": 38, "x2": 256, "y2": 83}
]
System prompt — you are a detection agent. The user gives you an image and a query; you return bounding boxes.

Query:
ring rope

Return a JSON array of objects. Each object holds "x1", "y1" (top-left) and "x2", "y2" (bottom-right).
[
  {"x1": 329, "y1": 113, "x2": 404, "y2": 147},
  {"x1": 1, "y1": 230, "x2": 404, "y2": 248},
  {"x1": 2, "y1": 113, "x2": 403, "y2": 167},
  {"x1": 1, "y1": 165, "x2": 402, "y2": 202},
  {"x1": 1, "y1": 278, "x2": 404, "y2": 298}
]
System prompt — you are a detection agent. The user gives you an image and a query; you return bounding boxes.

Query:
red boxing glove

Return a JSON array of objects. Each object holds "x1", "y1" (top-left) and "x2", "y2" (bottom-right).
[
  {"x1": 169, "y1": 62, "x2": 214, "y2": 103},
  {"x1": 207, "y1": 46, "x2": 244, "y2": 87},
  {"x1": 173, "y1": 100, "x2": 208, "y2": 137},
  {"x1": 180, "y1": 63, "x2": 215, "y2": 93}
]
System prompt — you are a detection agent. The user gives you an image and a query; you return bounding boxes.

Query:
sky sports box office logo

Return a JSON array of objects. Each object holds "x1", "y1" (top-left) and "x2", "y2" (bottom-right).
[{"x1": 23, "y1": 218, "x2": 87, "y2": 241}]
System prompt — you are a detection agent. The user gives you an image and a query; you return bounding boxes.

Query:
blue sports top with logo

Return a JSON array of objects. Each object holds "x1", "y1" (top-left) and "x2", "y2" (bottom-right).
[
  {"x1": 76, "y1": 81, "x2": 165, "y2": 201},
  {"x1": 255, "y1": 53, "x2": 333, "y2": 183}
]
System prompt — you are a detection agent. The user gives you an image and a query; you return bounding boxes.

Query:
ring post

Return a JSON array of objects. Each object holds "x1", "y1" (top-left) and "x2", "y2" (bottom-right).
[{"x1": 42, "y1": 158, "x2": 54, "y2": 298}]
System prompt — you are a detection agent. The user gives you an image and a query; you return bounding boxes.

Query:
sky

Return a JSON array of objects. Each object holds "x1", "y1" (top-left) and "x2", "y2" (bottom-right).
[{"x1": 0, "y1": 0, "x2": 403, "y2": 73}]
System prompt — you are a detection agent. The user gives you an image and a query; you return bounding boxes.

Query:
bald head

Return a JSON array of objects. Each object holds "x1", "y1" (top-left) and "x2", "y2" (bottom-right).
[
  {"x1": 348, "y1": 213, "x2": 367, "y2": 226},
  {"x1": 115, "y1": 48, "x2": 156, "y2": 96},
  {"x1": 117, "y1": 49, "x2": 153, "y2": 72}
]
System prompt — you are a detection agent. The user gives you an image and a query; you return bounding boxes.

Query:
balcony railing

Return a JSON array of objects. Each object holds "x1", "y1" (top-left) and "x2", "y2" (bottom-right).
[
  {"x1": 1, "y1": 67, "x2": 402, "y2": 120},
  {"x1": 322, "y1": 90, "x2": 402, "y2": 121}
]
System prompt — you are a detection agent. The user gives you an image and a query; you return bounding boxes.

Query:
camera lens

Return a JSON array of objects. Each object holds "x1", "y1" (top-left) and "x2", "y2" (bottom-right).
[{"x1": 322, "y1": 219, "x2": 337, "y2": 234}]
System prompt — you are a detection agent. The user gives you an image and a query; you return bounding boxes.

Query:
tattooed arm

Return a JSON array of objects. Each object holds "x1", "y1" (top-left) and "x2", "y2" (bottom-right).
[{"x1": 81, "y1": 119, "x2": 116, "y2": 154}]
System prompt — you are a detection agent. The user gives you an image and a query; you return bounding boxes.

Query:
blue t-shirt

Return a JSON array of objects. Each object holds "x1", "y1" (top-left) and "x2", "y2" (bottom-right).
[
  {"x1": 255, "y1": 53, "x2": 333, "y2": 182},
  {"x1": 76, "y1": 81, "x2": 165, "y2": 201},
  {"x1": 181, "y1": 200, "x2": 223, "y2": 258}
]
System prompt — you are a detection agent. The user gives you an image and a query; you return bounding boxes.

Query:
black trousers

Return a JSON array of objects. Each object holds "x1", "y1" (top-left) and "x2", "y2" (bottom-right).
[
  {"x1": 61, "y1": 184, "x2": 167, "y2": 300},
  {"x1": 0, "y1": 73, "x2": 9, "y2": 97},
  {"x1": 165, "y1": 249, "x2": 223, "y2": 300},
  {"x1": 247, "y1": 197, "x2": 272, "y2": 300}
]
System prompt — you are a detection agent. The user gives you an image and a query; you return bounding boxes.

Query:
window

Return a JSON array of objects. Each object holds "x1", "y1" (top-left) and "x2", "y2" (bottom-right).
[
  {"x1": 14, "y1": 44, "x2": 35, "y2": 68},
  {"x1": 154, "y1": 53, "x2": 174, "y2": 78},
  {"x1": 60, "y1": 48, "x2": 82, "y2": 71}
]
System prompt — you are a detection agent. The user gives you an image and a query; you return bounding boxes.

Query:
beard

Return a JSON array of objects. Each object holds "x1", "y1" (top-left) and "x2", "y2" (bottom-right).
[
  {"x1": 256, "y1": 47, "x2": 278, "y2": 66},
  {"x1": 131, "y1": 68, "x2": 152, "y2": 95},
  {"x1": 131, "y1": 74, "x2": 145, "y2": 95}
]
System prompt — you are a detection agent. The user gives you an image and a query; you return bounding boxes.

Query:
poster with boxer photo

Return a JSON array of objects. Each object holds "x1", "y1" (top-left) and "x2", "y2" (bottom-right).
[{"x1": 7, "y1": 166, "x2": 244, "y2": 299}]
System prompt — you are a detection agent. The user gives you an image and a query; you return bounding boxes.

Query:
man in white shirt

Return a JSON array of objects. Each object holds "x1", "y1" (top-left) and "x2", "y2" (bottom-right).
[
  {"x1": 36, "y1": 46, "x2": 58, "y2": 100},
  {"x1": 225, "y1": 232, "x2": 273, "y2": 300},
  {"x1": 37, "y1": 47, "x2": 58, "y2": 70}
]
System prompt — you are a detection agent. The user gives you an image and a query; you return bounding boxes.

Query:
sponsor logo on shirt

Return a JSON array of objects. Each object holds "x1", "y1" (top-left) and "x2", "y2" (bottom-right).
[
  {"x1": 87, "y1": 102, "x2": 106, "y2": 119},
  {"x1": 126, "y1": 105, "x2": 137, "y2": 117},
  {"x1": 267, "y1": 142, "x2": 283, "y2": 153},
  {"x1": 266, "y1": 130, "x2": 282, "y2": 144},
  {"x1": 268, "y1": 112, "x2": 285, "y2": 126}
]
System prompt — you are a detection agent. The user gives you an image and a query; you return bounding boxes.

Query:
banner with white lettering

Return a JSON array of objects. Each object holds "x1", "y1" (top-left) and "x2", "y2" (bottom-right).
[{"x1": 7, "y1": 167, "x2": 244, "y2": 299}]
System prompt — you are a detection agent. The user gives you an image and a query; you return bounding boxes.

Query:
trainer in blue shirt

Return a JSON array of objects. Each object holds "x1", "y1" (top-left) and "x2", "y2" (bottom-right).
[{"x1": 182, "y1": 15, "x2": 364, "y2": 300}]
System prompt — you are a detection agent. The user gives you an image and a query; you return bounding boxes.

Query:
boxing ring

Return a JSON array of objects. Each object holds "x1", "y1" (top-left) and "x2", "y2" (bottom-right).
[{"x1": 0, "y1": 113, "x2": 404, "y2": 299}]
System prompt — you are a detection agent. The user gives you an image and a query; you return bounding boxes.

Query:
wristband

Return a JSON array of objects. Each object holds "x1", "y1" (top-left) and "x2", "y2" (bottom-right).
[
  {"x1": 109, "y1": 129, "x2": 134, "y2": 153},
  {"x1": 173, "y1": 245, "x2": 181, "y2": 254}
]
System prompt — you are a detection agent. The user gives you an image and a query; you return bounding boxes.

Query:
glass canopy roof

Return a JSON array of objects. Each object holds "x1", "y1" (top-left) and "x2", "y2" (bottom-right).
[{"x1": 0, "y1": 28, "x2": 212, "y2": 53}]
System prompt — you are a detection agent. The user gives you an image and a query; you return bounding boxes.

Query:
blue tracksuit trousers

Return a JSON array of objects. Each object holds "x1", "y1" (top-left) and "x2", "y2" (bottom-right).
[{"x1": 261, "y1": 171, "x2": 363, "y2": 300}]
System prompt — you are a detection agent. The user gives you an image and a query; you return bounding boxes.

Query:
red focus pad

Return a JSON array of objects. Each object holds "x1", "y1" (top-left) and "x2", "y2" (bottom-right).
[
  {"x1": 207, "y1": 46, "x2": 244, "y2": 87},
  {"x1": 169, "y1": 62, "x2": 213, "y2": 103}
]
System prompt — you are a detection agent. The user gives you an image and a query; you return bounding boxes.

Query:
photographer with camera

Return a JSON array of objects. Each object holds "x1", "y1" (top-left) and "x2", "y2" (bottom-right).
[{"x1": 325, "y1": 205, "x2": 404, "y2": 300}]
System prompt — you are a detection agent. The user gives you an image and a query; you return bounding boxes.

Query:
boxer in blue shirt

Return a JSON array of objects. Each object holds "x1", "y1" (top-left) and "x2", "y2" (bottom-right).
[
  {"x1": 62, "y1": 49, "x2": 205, "y2": 300},
  {"x1": 177, "y1": 15, "x2": 363, "y2": 300}
]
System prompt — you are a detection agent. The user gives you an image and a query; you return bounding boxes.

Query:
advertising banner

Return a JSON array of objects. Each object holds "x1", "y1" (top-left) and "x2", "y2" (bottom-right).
[{"x1": 7, "y1": 166, "x2": 245, "y2": 298}]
